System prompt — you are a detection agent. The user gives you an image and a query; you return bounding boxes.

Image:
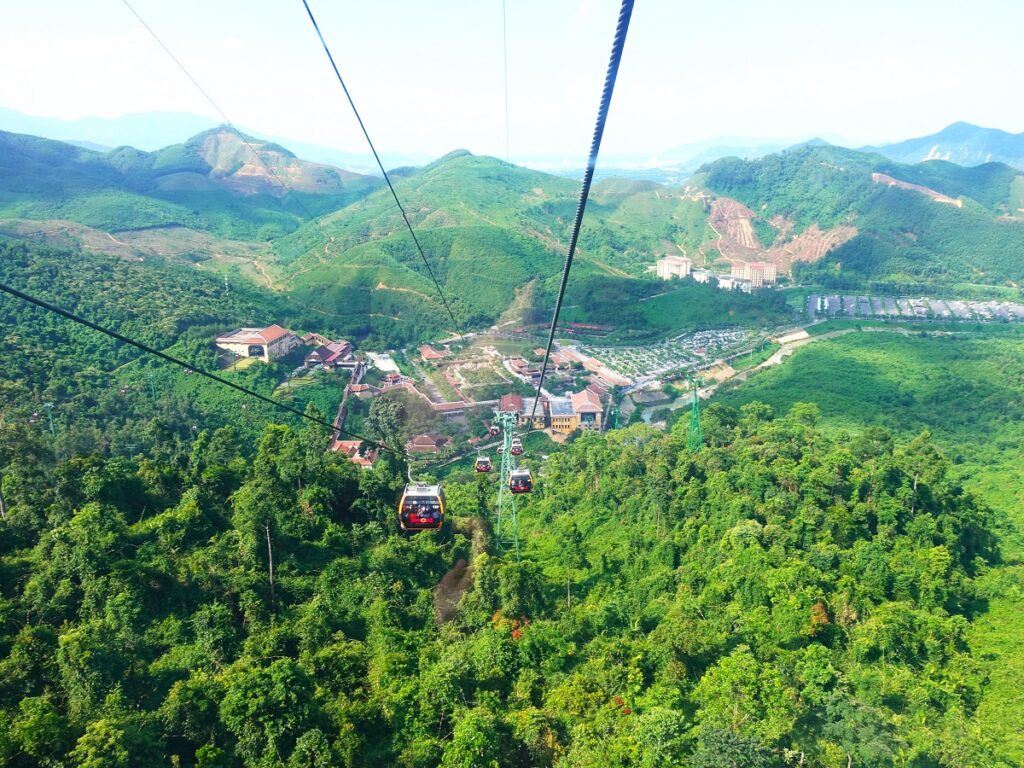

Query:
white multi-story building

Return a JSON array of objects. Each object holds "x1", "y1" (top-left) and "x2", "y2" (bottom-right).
[
  {"x1": 731, "y1": 261, "x2": 778, "y2": 288},
  {"x1": 655, "y1": 255, "x2": 692, "y2": 280},
  {"x1": 692, "y1": 268, "x2": 712, "y2": 284}
]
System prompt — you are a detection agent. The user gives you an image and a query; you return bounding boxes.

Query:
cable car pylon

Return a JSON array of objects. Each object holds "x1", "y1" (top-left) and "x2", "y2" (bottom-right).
[{"x1": 493, "y1": 410, "x2": 520, "y2": 557}]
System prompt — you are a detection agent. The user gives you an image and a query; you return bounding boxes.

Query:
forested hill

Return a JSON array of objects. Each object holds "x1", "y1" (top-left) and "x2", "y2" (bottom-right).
[
  {"x1": 0, "y1": 240, "x2": 327, "y2": 457},
  {"x1": 0, "y1": 402, "x2": 1004, "y2": 766},
  {"x1": 0, "y1": 128, "x2": 381, "y2": 238},
  {"x1": 270, "y1": 149, "x2": 717, "y2": 339},
  {"x1": 698, "y1": 145, "x2": 1024, "y2": 291}
]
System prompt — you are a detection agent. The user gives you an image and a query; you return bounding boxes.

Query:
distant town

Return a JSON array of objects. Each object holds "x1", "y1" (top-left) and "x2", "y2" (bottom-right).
[{"x1": 210, "y1": 320, "x2": 760, "y2": 470}]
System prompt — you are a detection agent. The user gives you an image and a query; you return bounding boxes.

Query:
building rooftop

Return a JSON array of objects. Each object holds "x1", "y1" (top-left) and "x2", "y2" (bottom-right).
[
  {"x1": 520, "y1": 396, "x2": 543, "y2": 417},
  {"x1": 570, "y1": 388, "x2": 602, "y2": 413},
  {"x1": 549, "y1": 398, "x2": 574, "y2": 417},
  {"x1": 217, "y1": 325, "x2": 293, "y2": 345},
  {"x1": 500, "y1": 393, "x2": 523, "y2": 413}
]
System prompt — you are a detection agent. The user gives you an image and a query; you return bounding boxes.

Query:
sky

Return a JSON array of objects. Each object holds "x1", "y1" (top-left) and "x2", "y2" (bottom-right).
[{"x1": 3, "y1": 0, "x2": 1024, "y2": 163}]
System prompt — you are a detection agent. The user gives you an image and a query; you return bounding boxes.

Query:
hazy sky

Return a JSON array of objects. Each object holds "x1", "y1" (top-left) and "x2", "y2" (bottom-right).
[{"x1": 3, "y1": 0, "x2": 1023, "y2": 161}]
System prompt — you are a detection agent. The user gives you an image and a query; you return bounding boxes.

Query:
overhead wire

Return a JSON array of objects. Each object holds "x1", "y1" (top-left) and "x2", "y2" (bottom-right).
[
  {"x1": 299, "y1": 0, "x2": 467, "y2": 343},
  {"x1": 121, "y1": 0, "x2": 423, "y2": 342},
  {"x1": 120, "y1": 0, "x2": 319, "y2": 223},
  {"x1": 526, "y1": 0, "x2": 635, "y2": 431},
  {"x1": 502, "y1": 0, "x2": 511, "y2": 163},
  {"x1": 0, "y1": 280, "x2": 404, "y2": 458}
]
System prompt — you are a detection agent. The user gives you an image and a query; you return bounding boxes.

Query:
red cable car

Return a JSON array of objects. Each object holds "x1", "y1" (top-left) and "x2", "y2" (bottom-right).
[
  {"x1": 509, "y1": 468, "x2": 533, "y2": 494},
  {"x1": 489, "y1": 424, "x2": 501, "y2": 436},
  {"x1": 510, "y1": 438, "x2": 523, "y2": 456},
  {"x1": 497, "y1": 445, "x2": 504, "y2": 454},
  {"x1": 475, "y1": 456, "x2": 492, "y2": 473},
  {"x1": 397, "y1": 483, "x2": 445, "y2": 531}
]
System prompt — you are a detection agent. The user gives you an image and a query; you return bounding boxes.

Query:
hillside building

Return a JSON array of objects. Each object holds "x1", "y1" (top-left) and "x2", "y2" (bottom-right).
[
  {"x1": 692, "y1": 268, "x2": 712, "y2": 284},
  {"x1": 656, "y1": 255, "x2": 692, "y2": 280},
  {"x1": 332, "y1": 440, "x2": 377, "y2": 469},
  {"x1": 216, "y1": 325, "x2": 298, "y2": 362},
  {"x1": 548, "y1": 388, "x2": 603, "y2": 434},
  {"x1": 731, "y1": 261, "x2": 778, "y2": 287},
  {"x1": 547, "y1": 397, "x2": 576, "y2": 434},
  {"x1": 718, "y1": 275, "x2": 753, "y2": 293},
  {"x1": 516, "y1": 397, "x2": 545, "y2": 429},
  {"x1": 419, "y1": 344, "x2": 450, "y2": 362},
  {"x1": 406, "y1": 434, "x2": 452, "y2": 454},
  {"x1": 304, "y1": 340, "x2": 353, "y2": 368}
]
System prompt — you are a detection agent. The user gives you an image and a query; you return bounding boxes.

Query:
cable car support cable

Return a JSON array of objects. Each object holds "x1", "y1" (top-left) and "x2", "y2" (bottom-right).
[
  {"x1": 0, "y1": 280, "x2": 404, "y2": 458},
  {"x1": 300, "y1": 0, "x2": 466, "y2": 342},
  {"x1": 526, "y1": 0, "x2": 634, "y2": 432}
]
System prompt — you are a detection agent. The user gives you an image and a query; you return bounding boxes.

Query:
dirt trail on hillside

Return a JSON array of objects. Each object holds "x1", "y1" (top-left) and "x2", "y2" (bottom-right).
[{"x1": 434, "y1": 518, "x2": 490, "y2": 625}]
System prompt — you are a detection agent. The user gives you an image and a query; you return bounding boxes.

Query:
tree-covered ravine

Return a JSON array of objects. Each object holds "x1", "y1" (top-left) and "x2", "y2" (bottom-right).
[{"x1": 0, "y1": 402, "x2": 1007, "y2": 767}]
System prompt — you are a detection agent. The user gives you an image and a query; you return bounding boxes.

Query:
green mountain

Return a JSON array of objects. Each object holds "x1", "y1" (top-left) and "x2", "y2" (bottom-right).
[
  {"x1": 0, "y1": 239, "x2": 334, "y2": 455},
  {"x1": 0, "y1": 128, "x2": 381, "y2": 239},
  {"x1": 269, "y1": 150, "x2": 731, "y2": 341},
  {"x1": 867, "y1": 122, "x2": 1024, "y2": 170},
  {"x1": 9, "y1": 126, "x2": 1024, "y2": 344},
  {"x1": 697, "y1": 144, "x2": 1024, "y2": 291}
]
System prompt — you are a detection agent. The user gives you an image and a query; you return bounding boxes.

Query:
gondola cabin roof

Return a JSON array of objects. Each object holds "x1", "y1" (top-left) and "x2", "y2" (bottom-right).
[{"x1": 404, "y1": 483, "x2": 443, "y2": 497}]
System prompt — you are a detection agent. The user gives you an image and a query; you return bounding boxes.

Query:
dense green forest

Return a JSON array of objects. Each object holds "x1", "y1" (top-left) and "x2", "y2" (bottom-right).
[
  {"x1": 715, "y1": 330, "x2": 1024, "y2": 761},
  {"x1": 4, "y1": 128, "x2": 1024, "y2": 766},
  {"x1": 0, "y1": 240, "x2": 343, "y2": 456},
  {"x1": 0, "y1": 398, "x2": 1007, "y2": 767}
]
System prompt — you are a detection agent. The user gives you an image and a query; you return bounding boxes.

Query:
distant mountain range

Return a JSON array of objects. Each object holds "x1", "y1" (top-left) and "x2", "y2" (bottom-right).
[
  {"x1": 0, "y1": 108, "x2": 429, "y2": 174},
  {"x1": 5, "y1": 106, "x2": 1024, "y2": 179},
  {"x1": 0, "y1": 127, "x2": 381, "y2": 239},
  {"x1": 865, "y1": 122, "x2": 1024, "y2": 170},
  {"x1": 2, "y1": 122, "x2": 1023, "y2": 343}
]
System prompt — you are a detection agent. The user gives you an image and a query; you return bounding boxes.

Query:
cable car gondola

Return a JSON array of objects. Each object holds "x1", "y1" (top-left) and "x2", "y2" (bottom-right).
[
  {"x1": 475, "y1": 456, "x2": 492, "y2": 473},
  {"x1": 509, "y1": 468, "x2": 533, "y2": 494},
  {"x1": 489, "y1": 424, "x2": 501, "y2": 436},
  {"x1": 398, "y1": 483, "x2": 446, "y2": 531},
  {"x1": 510, "y1": 437, "x2": 523, "y2": 456}
]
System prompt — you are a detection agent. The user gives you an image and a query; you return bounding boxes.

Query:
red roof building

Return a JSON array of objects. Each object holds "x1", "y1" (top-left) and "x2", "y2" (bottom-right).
[
  {"x1": 499, "y1": 393, "x2": 524, "y2": 414},
  {"x1": 216, "y1": 325, "x2": 299, "y2": 362},
  {"x1": 350, "y1": 383, "x2": 381, "y2": 399},
  {"x1": 405, "y1": 434, "x2": 452, "y2": 454},
  {"x1": 332, "y1": 439, "x2": 377, "y2": 469},
  {"x1": 419, "y1": 344, "x2": 450, "y2": 362}
]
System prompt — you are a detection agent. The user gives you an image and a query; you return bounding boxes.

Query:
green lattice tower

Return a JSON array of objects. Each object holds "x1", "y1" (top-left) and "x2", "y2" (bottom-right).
[
  {"x1": 688, "y1": 377, "x2": 703, "y2": 452},
  {"x1": 493, "y1": 410, "x2": 520, "y2": 557}
]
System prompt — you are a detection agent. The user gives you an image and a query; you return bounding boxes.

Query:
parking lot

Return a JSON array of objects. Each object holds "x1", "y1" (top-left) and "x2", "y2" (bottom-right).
[
  {"x1": 580, "y1": 328, "x2": 752, "y2": 382},
  {"x1": 806, "y1": 294, "x2": 1024, "y2": 322}
]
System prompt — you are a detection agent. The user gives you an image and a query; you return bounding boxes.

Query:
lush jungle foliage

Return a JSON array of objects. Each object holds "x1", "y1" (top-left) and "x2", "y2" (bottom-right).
[
  {"x1": 715, "y1": 330, "x2": 1024, "y2": 763},
  {"x1": 0, "y1": 240, "x2": 342, "y2": 457},
  {"x1": 0, "y1": 399, "x2": 1007, "y2": 767}
]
